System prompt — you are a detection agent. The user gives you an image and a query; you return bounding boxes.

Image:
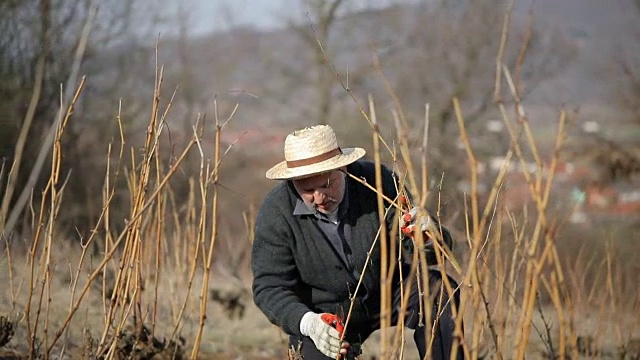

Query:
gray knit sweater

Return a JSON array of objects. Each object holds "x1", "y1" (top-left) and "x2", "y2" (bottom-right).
[{"x1": 251, "y1": 160, "x2": 451, "y2": 337}]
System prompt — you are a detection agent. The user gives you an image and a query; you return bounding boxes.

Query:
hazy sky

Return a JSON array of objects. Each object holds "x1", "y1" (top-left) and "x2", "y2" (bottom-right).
[
  {"x1": 185, "y1": 0, "x2": 400, "y2": 35},
  {"x1": 184, "y1": 0, "x2": 307, "y2": 35}
]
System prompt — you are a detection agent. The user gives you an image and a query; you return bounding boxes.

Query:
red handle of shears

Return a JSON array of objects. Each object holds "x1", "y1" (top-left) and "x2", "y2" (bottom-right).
[
  {"x1": 320, "y1": 313, "x2": 345, "y2": 334},
  {"x1": 321, "y1": 313, "x2": 347, "y2": 360},
  {"x1": 399, "y1": 195, "x2": 415, "y2": 236}
]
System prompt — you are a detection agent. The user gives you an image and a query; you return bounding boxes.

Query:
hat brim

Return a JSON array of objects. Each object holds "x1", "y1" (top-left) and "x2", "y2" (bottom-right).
[{"x1": 266, "y1": 147, "x2": 366, "y2": 180}]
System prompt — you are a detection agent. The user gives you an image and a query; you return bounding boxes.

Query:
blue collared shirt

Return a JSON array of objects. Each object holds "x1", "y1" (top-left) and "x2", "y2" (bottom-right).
[{"x1": 292, "y1": 186, "x2": 358, "y2": 277}]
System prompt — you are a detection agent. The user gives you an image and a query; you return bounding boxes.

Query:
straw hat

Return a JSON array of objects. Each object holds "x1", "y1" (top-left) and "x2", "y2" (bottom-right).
[{"x1": 266, "y1": 125, "x2": 366, "y2": 180}]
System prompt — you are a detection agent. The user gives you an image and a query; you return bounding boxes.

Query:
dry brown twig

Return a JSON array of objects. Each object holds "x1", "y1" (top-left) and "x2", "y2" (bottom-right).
[{"x1": 190, "y1": 97, "x2": 239, "y2": 359}]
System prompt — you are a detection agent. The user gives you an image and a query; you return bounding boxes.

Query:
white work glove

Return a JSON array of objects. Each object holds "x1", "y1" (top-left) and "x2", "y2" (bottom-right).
[
  {"x1": 400, "y1": 207, "x2": 433, "y2": 238},
  {"x1": 300, "y1": 312, "x2": 343, "y2": 358},
  {"x1": 400, "y1": 206, "x2": 455, "y2": 265}
]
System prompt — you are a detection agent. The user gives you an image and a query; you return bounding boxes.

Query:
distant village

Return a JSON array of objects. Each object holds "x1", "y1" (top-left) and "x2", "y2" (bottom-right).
[
  {"x1": 479, "y1": 119, "x2": 640, "y2": 224},
  {"x1": 486, "y1": 156, "x2": 640, "y2": 224}
]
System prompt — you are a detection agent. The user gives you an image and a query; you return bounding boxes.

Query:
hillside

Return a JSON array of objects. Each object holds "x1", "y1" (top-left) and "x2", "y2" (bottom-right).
[{"x1": 99, "y1": 0, "x2": 637, "y2": 132}]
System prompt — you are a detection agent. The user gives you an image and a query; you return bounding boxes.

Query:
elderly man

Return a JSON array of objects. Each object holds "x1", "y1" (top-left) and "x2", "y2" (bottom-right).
[{"x1": 251, "y1": 125, "x2": 463, "y2": 359}]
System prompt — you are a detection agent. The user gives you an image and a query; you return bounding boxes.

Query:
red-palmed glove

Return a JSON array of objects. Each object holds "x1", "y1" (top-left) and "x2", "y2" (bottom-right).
[
  {"x1": 400, "y1": 207, "x2": 433, "y2": 239},
  {"x1": 300, "y1": 312, "x2": 348, "y2": 358},
  {"x1": 399, "y1": 205, "x2": 454, "y2": 264}
]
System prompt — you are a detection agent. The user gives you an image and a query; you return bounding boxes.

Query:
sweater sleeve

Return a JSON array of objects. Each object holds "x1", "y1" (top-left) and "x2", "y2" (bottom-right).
[{"x1": 251, "y1": 197, "x2": 310, "y2": 336}]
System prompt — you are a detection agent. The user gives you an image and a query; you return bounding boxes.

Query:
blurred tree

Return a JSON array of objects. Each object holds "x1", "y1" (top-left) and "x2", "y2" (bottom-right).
[
  {"x1": 0, "y1": 0, "x2": 162, "y2": 237},
  {"x1": 577, "y1": 0, "x2": 640, "y2": 184},
  {"x1": 177, "y1": 0, "x2": 196, "y2": 135},
  {"x1": 261, "y1": 0, "x2": 404, "y2": 131},
  {"x1": 374, "y1": 0, "x2": 578, "y2": 196},
  {"x1": 286, "y1": 0, "x2": 345, "y2": 126},
  {"x1": 612, "y1": 0, "x2": 640, "y2": 126}
]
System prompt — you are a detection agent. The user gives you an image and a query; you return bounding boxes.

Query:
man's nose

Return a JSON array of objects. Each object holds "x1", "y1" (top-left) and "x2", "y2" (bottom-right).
[{"x1": 313, "y1": 190, "x2": 326, "y2": 204}]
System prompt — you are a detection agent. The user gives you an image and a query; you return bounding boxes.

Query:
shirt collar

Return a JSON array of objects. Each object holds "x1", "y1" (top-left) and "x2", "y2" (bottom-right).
[{"x1": 293, "y1": 198, "x2": 315, "y2": 216}]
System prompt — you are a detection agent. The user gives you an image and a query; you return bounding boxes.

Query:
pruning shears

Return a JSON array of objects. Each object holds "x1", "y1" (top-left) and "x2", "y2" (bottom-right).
[
  {"x1": 320, "y1": 313, "x2": 347, "y2": 359},
  {"x1": 321, "y1": 313, "x2": 345, "y2": 334}
]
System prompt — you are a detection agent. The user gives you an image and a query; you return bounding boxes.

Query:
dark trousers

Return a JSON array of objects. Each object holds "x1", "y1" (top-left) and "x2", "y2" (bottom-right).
[{"x1": 288, "y1": 270, "x2": 464, "y2": 359}]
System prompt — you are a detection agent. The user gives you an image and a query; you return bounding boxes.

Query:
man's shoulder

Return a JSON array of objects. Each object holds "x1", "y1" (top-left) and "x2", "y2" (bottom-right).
[
  {"x1": 347, "y1": 160, "x2": 399, "y2": 200},
  {"x1": 348, "y1": 159, "x2": 374, "y2": 175},
  {"x1": 348, "y1": 159, "x2": 395, "y2": 179},
  {"x1": 259, "y1": 181, "x2": 293, "y2": 213}
]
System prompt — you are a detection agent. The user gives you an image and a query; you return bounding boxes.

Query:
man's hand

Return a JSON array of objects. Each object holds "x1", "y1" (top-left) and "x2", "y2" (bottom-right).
[
  {"x1": 300, "y1": 312, "x2": 348, "y2": 358},
  {"x1": 400, "y1": 205, "x2": 456, "y2": 265},
  {"x1": 400, "y1": 207, "x2": 433, "y2": 238}
]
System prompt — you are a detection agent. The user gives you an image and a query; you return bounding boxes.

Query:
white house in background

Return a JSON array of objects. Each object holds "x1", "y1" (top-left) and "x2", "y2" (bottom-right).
[
  {"x1": 489, "y1": 156, "x2": 513, "y2": 172},
  {"x1": 486, "y1": 120, "x2": 504, "y2": 133},
  {"x1": 489, "y1": 156, "x2": 539, "y2": 174},
  {"x1": 581, "y1": 121, "x2": 600, "y2": 133},
  {"x1": 619, "y1": 190, "x2": 640, "y2": 204}
]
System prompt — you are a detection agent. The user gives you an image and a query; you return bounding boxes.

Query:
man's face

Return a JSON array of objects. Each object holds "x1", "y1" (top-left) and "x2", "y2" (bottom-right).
[{"x1": 292, "y1": 170, "x2": 346, "y2": 214}]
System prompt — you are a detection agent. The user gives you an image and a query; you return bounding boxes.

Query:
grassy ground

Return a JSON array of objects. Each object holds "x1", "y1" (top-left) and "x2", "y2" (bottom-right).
[
  {"x1": 0, "y1": 249, "x2": 287, "y2": 359},
  {"x1": 2, "y1": 242, "x2": 639, "y2": 359}
]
